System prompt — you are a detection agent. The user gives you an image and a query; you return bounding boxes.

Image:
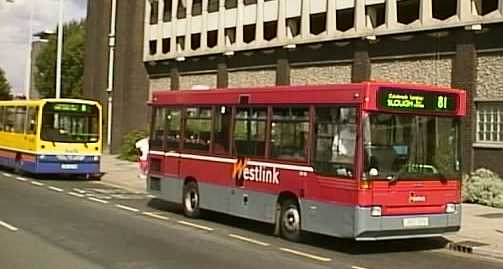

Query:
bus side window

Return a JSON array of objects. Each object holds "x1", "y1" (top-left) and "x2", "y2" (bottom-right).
[
  {"x1": 313, "y1": 106, "x2": 357, "y2": 178},
  {"x1": 27, "y1": 107, "x2": 38, "y2": 135},
  {"x1": 270, "y1": 106, "x2": 309, "y2": 162},
  {"x1": 184, "y1": 107, "x2": 212, "y2": 152},
  {"x1": 233, "y1": 107, "x2": 267, "y2": 158},
  {"x1": 213, "y1": 106, "x2": 231, "y2": 155},
  {"x1": 150, "y1": 107, "x2": 167, "y2": 150},
  {"x1": 5, "y1": 106, "x2": 15, "y2": 132},
  {"x1": 0, "y1": 107, "x2": 4, "y2": 131}
]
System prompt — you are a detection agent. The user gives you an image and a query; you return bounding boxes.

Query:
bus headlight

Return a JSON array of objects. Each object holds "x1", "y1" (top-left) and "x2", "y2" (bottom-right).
[
  {"x1": 39, "y1": 155, "x2": 46, "y2": 160},
  {"x1": 445, "y1": 203, "x2": 457, "y2": 214},
  {"x1": 93, "y1": 156, "x2": 100, "y2": 161},
  {"x1": 370, "y1": 206, "x2": 382, "y2": 217}
]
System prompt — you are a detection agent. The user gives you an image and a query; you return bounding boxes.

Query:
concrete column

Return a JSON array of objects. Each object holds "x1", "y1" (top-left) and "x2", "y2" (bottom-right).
[
  {"x1": 171, "y1": 0, "x2": 179, "y2": 53},
  {"x1": 277, "y1": 0, "x2": 287, "y2": 40},
  {"x1": 354, "y1": 0, "x2": 366, "y2": 32},
  {"x1": 301, "y1": 0, "x2": 311, "y2": 38},
  {"x1": 218, "y1": 0, "x2": 226, "y2": 47},
  {"x1": 170, "y1": 64, "x2": 180, "y2": 90},
  {"x1": 351, "y1": 39, "x2": 370, "y2": 82},
  {"x1": 217, "y1": 56, "x2": 228, "y2": 88},
  {"x1": 500, "y1": 0, "x2": 503, "y2": 15},
  {"x1": 420, "y1": 0, "x2": 433, "y2": 24},
  {"x1": 386, "y1": 0, "x2": 398, "y2": 27},
  {"x1": 458, "y1": 0, "x2": 472, "y2": 21},
  {"x1": 185, "y1": 0, "x2": 193, "y2": 50},
  {"x1": 255, "y1": 0, "x2": 265, "y2": 43},
  {"x1": 144, "y1": 0, "x2": 152, "y2": 58},
  {"x1": 201, "y1": 0, "x2": 208, "y2": 50},
  {"x1": 157, "y1": 0, "x2": 165, "y2": 54},
  {"x1": 236, "y1": 0, "x2": 244, "y2": 46},
  {"x1": 452, "y1": 30, "x2": 477, "y2": 173},
  {"x1": 158, "y1": 0, "x2": 165, "y2": 22},
  {"x1": 276, "y1": 50, "x2": 289, "y2": 85},
  {"x1": 326, "y1": 0, "x2": 337, "y2": 35}
]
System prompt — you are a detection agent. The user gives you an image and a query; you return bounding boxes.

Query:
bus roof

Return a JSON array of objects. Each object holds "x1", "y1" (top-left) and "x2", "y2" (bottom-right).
[
  {"x1": 0, "y1": 98, "x2": 101, "y2": 107},
  {"x1": 150, "y1": 81, "x2": 465, "y2": 111}
]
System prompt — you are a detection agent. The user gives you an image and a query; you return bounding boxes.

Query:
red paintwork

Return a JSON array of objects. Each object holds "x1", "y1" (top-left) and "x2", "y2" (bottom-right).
[{"x1": 149, "y1": 82, "x2": 467, "y2": 216}]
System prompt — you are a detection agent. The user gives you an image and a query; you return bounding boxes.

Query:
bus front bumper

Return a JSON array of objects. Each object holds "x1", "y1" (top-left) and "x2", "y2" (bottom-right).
[{"x1": 354, "y1": 205, "x2": 461, "y2": 241}]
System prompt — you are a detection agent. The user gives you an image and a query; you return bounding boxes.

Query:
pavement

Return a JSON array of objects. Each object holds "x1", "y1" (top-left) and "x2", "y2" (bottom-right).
[{"x1": 100, "y1": 154, "x2": 503, "y2": 261}]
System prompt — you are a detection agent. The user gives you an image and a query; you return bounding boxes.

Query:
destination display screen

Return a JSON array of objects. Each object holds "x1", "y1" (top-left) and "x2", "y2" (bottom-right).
[
  {"x1": 48, "y1": 103, "x2": 93, "y2": 113},
  {"x1": 378, "y1": 88, "x2": 457, "y2": 113}
]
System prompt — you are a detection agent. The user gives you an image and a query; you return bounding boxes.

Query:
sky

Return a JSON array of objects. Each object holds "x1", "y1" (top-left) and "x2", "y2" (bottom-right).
[{"x1": 0, "y1": 0, "x2": 87, "y2": 95}]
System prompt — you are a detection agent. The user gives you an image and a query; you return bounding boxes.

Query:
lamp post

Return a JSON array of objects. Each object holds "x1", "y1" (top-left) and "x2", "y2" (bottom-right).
[
  {"x1": 106, "y1": 0, "x2": 117, "y2": 153},
  {"x1": 55, "y1": 0, "x2": 63, "y2": 98}
]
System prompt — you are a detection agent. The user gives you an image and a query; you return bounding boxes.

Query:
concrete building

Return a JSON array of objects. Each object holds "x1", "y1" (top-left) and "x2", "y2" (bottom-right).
[{"x1": 84, "y1": 0, "x2": 503, "y2": 175}]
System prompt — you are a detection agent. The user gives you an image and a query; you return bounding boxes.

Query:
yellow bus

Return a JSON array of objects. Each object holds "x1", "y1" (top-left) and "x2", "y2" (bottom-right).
[{"x1": 0, "y1": 99, "x2": 102, "y2": 177}]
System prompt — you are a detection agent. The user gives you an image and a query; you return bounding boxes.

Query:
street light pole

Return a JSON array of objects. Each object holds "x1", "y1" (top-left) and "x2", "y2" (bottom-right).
[
  {"x1": 24, "y1": 2, "x2": 33, "y2": 100},
  {"x1": 55, "y1": 0, "x2": 63, "y2": 98},
  {"x1": 106, "y1": 0, "x2": 117, "y2": 153}
]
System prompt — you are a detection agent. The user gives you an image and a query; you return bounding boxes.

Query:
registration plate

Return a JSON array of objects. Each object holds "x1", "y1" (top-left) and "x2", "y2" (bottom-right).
[
  {"x1": 61, "y1": 164, "x2": 78, "y2": 170},
  {"x1": 403, "y1": 217, "x2": 429, "y2": 228}
]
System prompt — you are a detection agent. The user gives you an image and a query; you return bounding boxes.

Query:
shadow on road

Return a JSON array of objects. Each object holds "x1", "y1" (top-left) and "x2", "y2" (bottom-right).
[{"x1": 146, "y1": 197, "x2": 449, "y2": 255}]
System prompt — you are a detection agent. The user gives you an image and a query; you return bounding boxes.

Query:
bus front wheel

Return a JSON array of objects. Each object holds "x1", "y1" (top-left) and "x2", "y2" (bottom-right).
[
  {"x1": 182, "y1": 181, "x2": 201, "y2": 218},
  {"x1": 280, "y1": 199, "x2": 302, "y2": 242}
]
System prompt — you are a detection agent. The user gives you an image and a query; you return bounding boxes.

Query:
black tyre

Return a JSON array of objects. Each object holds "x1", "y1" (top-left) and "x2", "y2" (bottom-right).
[
  {"x1": 280, "y1": 199, "x2": 302, "y2": 242},
  {"x1": 182, "y1": 181, "x2": 201, "y2": 218}
]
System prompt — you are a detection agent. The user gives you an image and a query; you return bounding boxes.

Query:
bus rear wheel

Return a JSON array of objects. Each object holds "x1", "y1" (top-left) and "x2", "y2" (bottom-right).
[
  {"x1": 280, "y1": 199, "x2": 302, "y2": 242},
  {"x1": 182, "y1": 181, "x2": 201, "y2": 218}
]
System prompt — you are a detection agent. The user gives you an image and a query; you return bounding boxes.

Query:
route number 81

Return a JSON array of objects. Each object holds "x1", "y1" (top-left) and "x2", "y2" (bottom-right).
[{"x1": 437, "y1": 96, "x2": 448, "y2": 109}]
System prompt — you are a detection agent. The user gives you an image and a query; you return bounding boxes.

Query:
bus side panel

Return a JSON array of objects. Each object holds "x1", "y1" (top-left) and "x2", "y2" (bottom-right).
[
  {"x1": 0, "y1": 148, "x2": 17, "y2": 168},
  {"x1": 300, "y1": 199, "x2": 355, "y2": 238}
]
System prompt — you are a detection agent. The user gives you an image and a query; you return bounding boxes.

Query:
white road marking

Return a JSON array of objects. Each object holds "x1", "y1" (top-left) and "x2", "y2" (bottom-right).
[
  {"x1": 177, "y1": 220, "x2": 214, "y2": 231},
  {"x1": 68, "y1": 192, "x2": 85, "y2": 198},
  {"x1": 228, "y1": 234, "x2": 271, "y2": 247},
  {"x1": 352, "y1": 266, "x2": 369, "y2": 269},
  {"x1": 2, "y1": 173, "x2": 12, "y2": 177},
  {"x1": 279, "y1": 248, "x2": 332, "y2": 262},
  {"x1": 88, "y1": 197, "x2": 109, "y2": 204},
  {"x1": 31, "y1": 181, "x2": 44, "y2": 186},
  {"x1": 115, "y1": 204, "x2": 140, "y2": 213},
  {"x1": 142, "y1": 212, "x2": 170, "y2": 221},
  {"x1": 16, "y1": 176, "x2": 27, "y2": 182},
  {"x1": 48, "y1": 186, "x2": 64, "y2": 192},
  {"x1": 73, "y1": 188, "x2": 86, "y2": 194},
  {"x1": 0, "y1": 220, "x2": 18, "y2": 232}
]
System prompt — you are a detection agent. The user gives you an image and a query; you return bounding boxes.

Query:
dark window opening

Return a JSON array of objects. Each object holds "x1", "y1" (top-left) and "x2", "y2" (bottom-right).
[
  {"x1": 162, "y1": 38, "x2": 171, "y2": 54},
  {"x1": 163, "y1": 0, "x2": 172, "y2": 22},
  {"x1": 270, "y1": 107, "x2": 309, "y2": 162},
  {"x1": 479, "y1": 0, "x2": 499, "y2": 15},
  {"x1": 176, "y1": 36, "x2": 185, "y2": 52},
  {"x1": 207, "y1": 30, "x2": 218, "y2": 48},
  {"x1": 286, "y1": 17, "x2": 301, "y2": 38},
  {"x1": 397, "y1": 0, "x2": 419, "y2": 24},
  {"x1": 243, "y1": 24, "x2": 256, "y2": 43},
  {"x1": 233, "y1": 107, "x2": 267, "y2": 158},
  {"x1": 244, "y1": 0, "x2": 257, "y2": 5},
  {"x1": 336, "y1": 8, "x2": 354, "y2": 32},
  {"x1": 177, "y1": 1, "x2": 187, "y2": 19},
  {"x1": 432, "y1": 0, "x2": 457, "y2": 20},
  {"x1": 191, "y1": 33, "x2": 201, "y2": 50},
  {"x1": 264, "y1": 21, "x2": 277, "y2": 41},
  {"x1": 225, "y1": 27, "x2": 236, "y2": 45},
  {"x1": 208, "y1": 0, "x2": 219, "y2": 12},
  {"x1": 225, "y1": 0, "x2": 237, "y2": 9},
  {"x1": 150, "y1": 0, "x2": 159, "y2": 24},
  {"x1": 185, "y1": 107, "x2": 212, "y2": 152},
  {"x1": 192, "y1": 0, "x2": 202, "y2": 16},
  {"x1": 149, "y1": 40, "x2": 157, "y2": 55},
  {"x1": 366, "y1": 4, "x2": 385, "y2": 28},
  {"x1": 310, "y1": 13, "x2": 326, "y2": 35}
]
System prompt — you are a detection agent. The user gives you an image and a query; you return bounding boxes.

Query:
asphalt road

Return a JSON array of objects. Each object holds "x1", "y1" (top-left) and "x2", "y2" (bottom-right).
[{"x1": 0, "y1": 171, "x2": 502, "y2": 269}]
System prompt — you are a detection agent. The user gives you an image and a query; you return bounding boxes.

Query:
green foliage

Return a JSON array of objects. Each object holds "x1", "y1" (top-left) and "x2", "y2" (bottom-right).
[
  {"x1": 0, "y1": 67, "x2": 12, "y2": 100},
  {"x1": 463, "y1": 168, "x2": 503, "y2": 208},
  {"x1": 35, "y1": 20, "x2": 85, "y2": 98},
  {"x1": 119, "y1": 129, "x2": 149, "y2": 162}
]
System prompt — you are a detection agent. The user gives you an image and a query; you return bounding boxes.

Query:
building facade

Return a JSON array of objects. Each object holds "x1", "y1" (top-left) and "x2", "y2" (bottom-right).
[{"x1": 84, "y1": 0, "x2": 503, "y2": 175}]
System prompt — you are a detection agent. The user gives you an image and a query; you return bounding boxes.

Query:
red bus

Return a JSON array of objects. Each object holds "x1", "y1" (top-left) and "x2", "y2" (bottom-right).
[{"x1": 147, "y1": 82, "x2": 466, "y2": 241}]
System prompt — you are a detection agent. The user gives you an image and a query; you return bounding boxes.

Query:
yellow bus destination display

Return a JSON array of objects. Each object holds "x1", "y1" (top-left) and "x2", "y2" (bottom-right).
[
  {"x1": 50, "y1": 103, "x2": 91, "y2": 113},
  {"x1": 378, "y1": 88, "x2": 457, "y2": 113}
]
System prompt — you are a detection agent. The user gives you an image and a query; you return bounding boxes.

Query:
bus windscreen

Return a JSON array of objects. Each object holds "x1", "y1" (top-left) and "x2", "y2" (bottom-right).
[
  {"x1": 378, "y1": 88, "x2": 457, "y2": 114},
  {"x1": 41, "y1": 103, "x2": 99, "y2": 143}
]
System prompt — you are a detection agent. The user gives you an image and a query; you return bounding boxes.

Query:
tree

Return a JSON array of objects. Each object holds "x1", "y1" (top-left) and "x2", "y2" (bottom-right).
[
  {"x1": 0, "y1": 67, "x2": 12, "y2": 100},
  {"x1": 35, "y1": 20, "x2": 86, "y2": 98}
]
